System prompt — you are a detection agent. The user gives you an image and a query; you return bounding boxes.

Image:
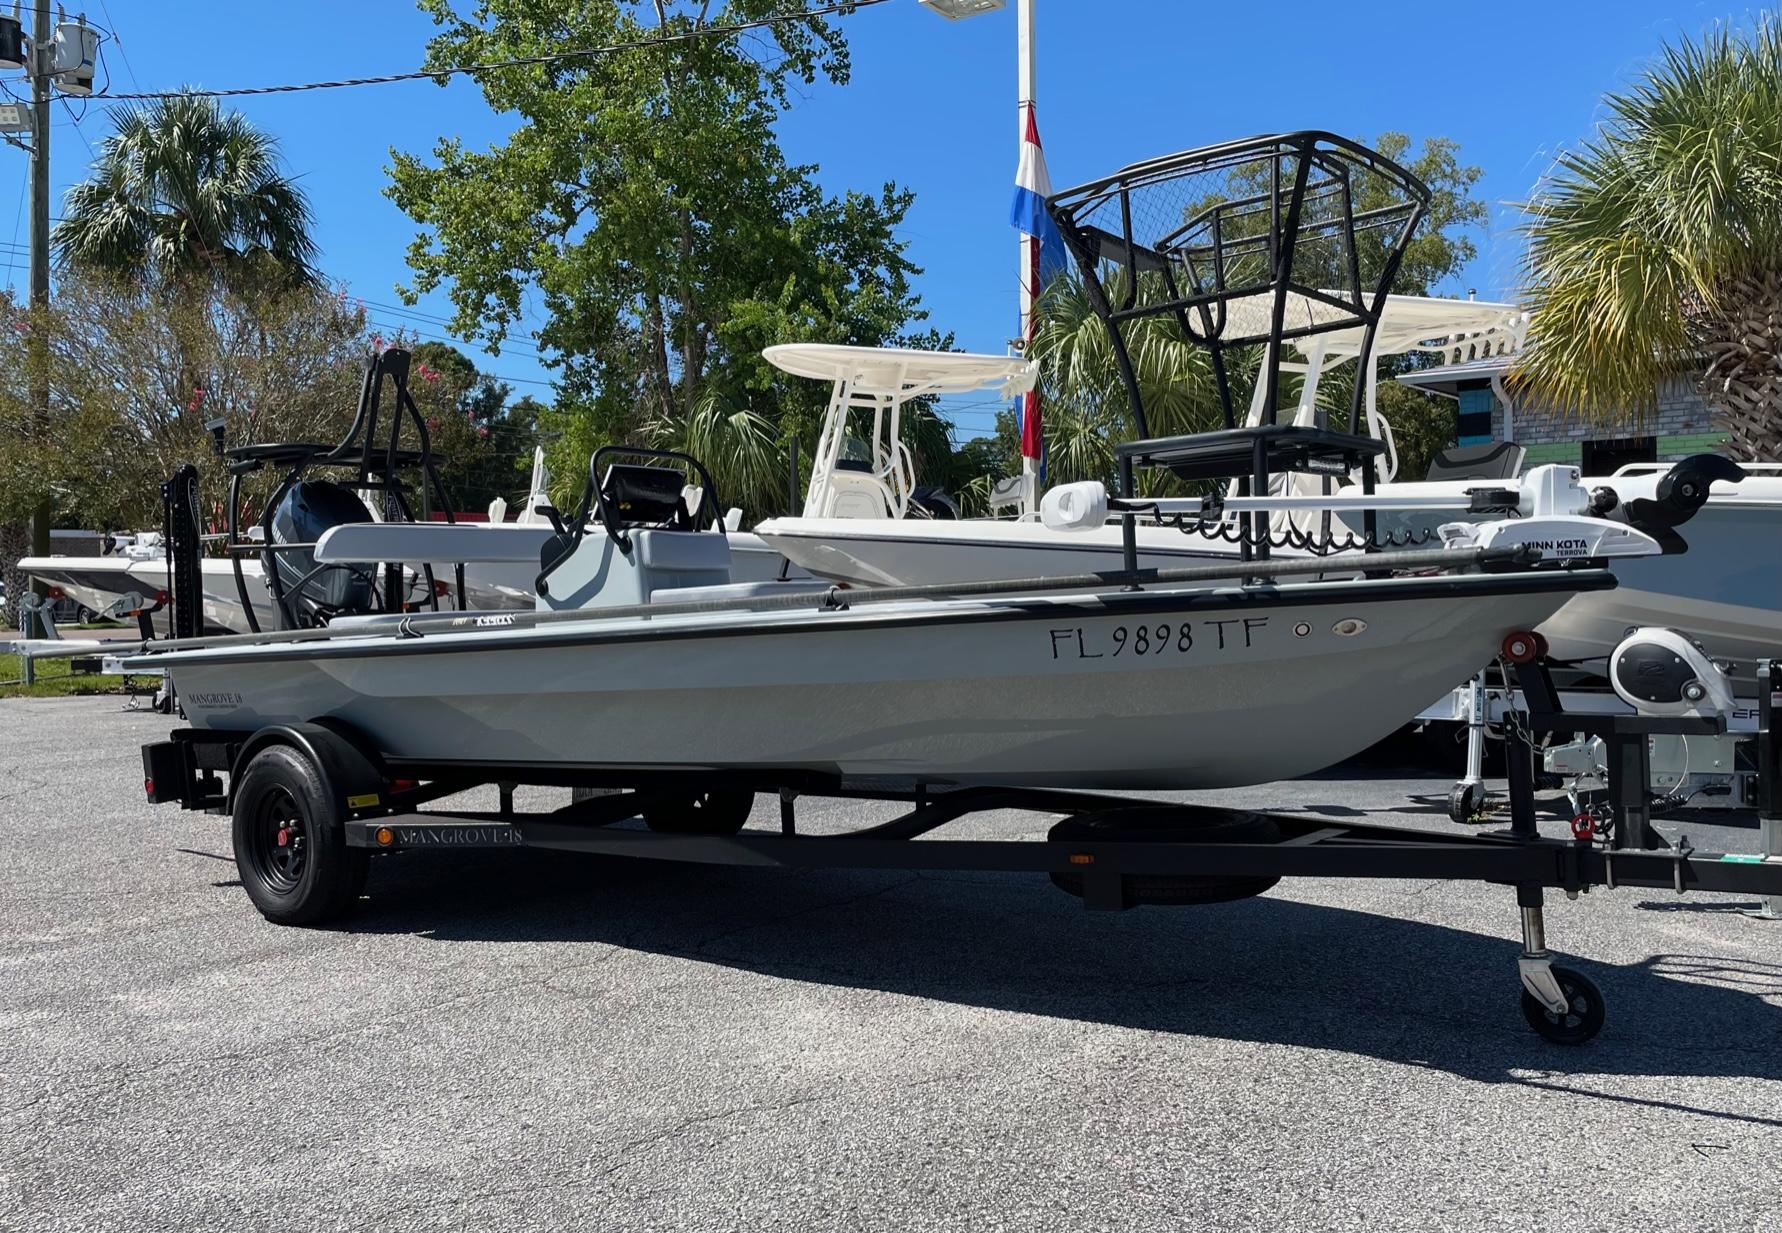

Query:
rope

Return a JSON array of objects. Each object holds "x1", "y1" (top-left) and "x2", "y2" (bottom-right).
[{"x1": 1141, "y1": 508, "x2": 1441, "y2": 555}]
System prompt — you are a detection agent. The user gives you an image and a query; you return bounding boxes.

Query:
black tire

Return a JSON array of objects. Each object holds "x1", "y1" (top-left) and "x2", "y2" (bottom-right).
[
  {"x1": 1521, "y1": 964, "x2": 1605, "y2": 1045},
  {"x1": 1048, "y1": 806, "x2": 1282, "y2": 907},
  {"x1": 1448, "y1": 781, "x2": 1485, "y2": 825},
  {"x1": 77, "y1": 605, "x2": 97, "y2": 625},
  {"x1": 642, "y1": 789, "x2": 754, "y2": 835},
  {"x1": 231, "y1": 744, "x2": 371, "y2": 926}
]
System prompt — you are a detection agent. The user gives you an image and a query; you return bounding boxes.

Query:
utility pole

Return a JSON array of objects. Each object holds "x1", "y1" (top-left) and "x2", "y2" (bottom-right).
[{"x1": 26, "y1": 0, "x2": 51, "y2": 593}]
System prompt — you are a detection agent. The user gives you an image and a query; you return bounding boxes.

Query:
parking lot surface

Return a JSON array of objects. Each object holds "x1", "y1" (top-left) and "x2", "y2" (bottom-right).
[{"x1": 3, "y1": 697, "x2": 1779, "y2": 1231}]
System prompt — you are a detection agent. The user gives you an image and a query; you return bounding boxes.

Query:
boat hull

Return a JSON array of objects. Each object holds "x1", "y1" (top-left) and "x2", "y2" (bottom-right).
[{"x1": 152, "y1": 574, "x2": 1596, "y2": 789}]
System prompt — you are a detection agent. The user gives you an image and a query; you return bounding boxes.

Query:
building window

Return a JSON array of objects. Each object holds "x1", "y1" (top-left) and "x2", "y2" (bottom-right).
[
  {"x1": 1455, "y1": 385, "x2": 1495, "y2": 446},
  {"x1": 1581, "y1": 436, "x2": 1657, "y2": 474}
]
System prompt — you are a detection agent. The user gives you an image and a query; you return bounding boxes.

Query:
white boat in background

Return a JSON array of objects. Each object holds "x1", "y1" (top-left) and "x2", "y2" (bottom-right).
[
  {"x1": 21, "y1": 443, "x2": 797, "y2": 636},
  {"x1": 18, "y1": 450, "x2": 564, "y2": 634},
  {"x1": 751, "y1": 305, "x2": 1782, "y2": 683}
]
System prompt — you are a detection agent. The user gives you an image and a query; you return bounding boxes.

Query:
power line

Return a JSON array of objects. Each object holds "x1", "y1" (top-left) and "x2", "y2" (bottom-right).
[
  {"x1": 357, "y1": 298, "x2": 547, "y2": 359},
  {"x1": 362, "y1": 315, "x2": 547, "y2": 366},
  {"x1": 59, "y1": 99, "x2": 96, "y2": 161},
  {"x1": 95, "y1": 0, "x2": 143, "y2": 94},
  {"x1": 3, "y1": 169, "x2": 24, "y2": 290},
  {"x1": 97, "y1": 0, "x2": 892, "y2": 101}
]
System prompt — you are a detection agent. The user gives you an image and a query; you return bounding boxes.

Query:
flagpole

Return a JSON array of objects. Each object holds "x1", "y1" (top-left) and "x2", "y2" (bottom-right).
[{"x1": 1016, "y1": 0, "x2": 1037, "y2": 513}]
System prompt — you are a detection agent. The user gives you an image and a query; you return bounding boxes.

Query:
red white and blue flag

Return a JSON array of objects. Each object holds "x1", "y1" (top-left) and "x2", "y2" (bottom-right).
[{"x1": 1009, "y1": 102, "x2": 1067, "y2": 466}]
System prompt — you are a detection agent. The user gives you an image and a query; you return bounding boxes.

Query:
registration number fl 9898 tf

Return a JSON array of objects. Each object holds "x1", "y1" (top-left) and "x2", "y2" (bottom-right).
[{"x1": 1049, "y1": 617, "x2": 1272, "y2": 661}]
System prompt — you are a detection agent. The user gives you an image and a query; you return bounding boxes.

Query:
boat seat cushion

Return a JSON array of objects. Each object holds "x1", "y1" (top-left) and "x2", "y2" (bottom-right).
[{"x1": 634, "y1": 530, "x2": 732, "y2": 572}]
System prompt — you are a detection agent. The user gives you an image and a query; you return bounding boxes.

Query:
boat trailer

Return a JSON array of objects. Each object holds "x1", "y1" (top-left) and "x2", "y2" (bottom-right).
[{"x1": 139, "y1": 656, "x2": 1782, "y2": 1046}]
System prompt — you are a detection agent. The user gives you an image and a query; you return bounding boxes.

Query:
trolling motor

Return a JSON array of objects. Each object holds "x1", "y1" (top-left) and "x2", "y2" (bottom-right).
[
  {"x1": 1614, "y1": 454, "x2": 1748, "y2": 552},
  {"x1": 1041, "y1": 464, "x2": 1669, "y2": 564}
]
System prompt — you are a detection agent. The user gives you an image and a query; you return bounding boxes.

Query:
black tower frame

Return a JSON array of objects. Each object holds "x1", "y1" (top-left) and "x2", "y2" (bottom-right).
[
  {"x1": 221, "y1": 348, "x2": 466, "y2": 632},
  {"x1": 1045, "y1": 132, "x2": 1431, "y2": 557}
]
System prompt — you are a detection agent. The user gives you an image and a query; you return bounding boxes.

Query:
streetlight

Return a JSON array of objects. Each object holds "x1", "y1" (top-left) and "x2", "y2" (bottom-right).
[{"x1": 916, "y1": 0, "x2": 1006, "y2": 18}]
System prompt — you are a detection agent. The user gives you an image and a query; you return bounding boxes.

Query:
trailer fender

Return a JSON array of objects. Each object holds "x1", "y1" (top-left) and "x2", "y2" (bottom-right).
[{"x1": 231, "y1": 722, "x2": 389, "y2": 816}]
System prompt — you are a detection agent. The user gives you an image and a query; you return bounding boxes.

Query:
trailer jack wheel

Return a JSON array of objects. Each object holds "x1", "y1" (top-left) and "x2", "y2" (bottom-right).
[
  {"x1": 643, "y1": 789, "x2": 754, "y2": 836},
  {"x1": 1448, "y1": 781, "x2": 1486, "y2": 825},
  {"x1": 1519, "y1": 963, "x2": 1604, "y2": 1045}
]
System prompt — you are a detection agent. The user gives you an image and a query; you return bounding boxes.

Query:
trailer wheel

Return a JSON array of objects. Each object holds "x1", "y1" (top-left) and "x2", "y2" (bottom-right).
[
  {"x1": 1448, "y1": 781, "x2": 1485, "y2": 824},
  {"x1": 643, "y1": 789, "x2": 754, "y2": 835},
  {"x1": 1048, "y1": 807, "x2": 1282, "y2": 907},
  {"x1": 1521, "y1": 965, "x2": 1604, "y2": 1045},
  {"x1": 232, "y1": 744, "x2": 370, "y2": 926}
]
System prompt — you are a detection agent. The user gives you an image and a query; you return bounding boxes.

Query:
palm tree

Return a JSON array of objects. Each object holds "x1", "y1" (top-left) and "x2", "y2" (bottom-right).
[
  {"x1": 54, "y1": 94, "x2": 319, "y2": 287},
  {"x1": 1513, "y1": 18, "x2": 1782, "y2": 460},
  {"x1": 648, "y1": 390, "x2": 789, "y2": 520},
  {"x1": 1024, "y1": 272, "x2": 1228, "y2": 489}
]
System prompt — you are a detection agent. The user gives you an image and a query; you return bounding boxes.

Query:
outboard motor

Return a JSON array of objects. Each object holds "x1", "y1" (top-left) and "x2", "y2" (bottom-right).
[{"x1": 268, "y1": 480, "x2": 376, "y2": 619}]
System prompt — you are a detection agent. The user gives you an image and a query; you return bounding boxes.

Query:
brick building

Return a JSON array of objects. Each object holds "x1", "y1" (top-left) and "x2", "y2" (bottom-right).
[{"x1": 1396, "y1": 344, "x2": 1727, "y2": 474}]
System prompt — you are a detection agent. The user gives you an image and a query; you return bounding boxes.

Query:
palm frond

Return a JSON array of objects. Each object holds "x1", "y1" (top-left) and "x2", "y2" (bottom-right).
[
  {"x1": 1514, "y1": 16, "x2": 1782, "y2": 433},
  {"x1": 648, "y1": 388, "x2": 788, "y2": 519}
]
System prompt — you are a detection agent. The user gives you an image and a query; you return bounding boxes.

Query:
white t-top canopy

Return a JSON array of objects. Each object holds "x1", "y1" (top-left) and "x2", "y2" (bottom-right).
[
  {"x1": 764, "y1": 343, "x2": 1038, "y2": 400},
  {"x1": 1211, "y1": 291, "x2": 1525, "y2": 361}
]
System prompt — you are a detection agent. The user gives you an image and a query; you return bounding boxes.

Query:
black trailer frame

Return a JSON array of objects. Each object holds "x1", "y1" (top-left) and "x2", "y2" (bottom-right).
[{"x1": 139, "y1": 658, "x2": 1782, "y2": 1046}]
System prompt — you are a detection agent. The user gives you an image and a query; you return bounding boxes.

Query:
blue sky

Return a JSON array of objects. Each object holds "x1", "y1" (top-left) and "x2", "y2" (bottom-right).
[{"x1": 0, "y1": 0, "x2": 1759, "y2": 440}]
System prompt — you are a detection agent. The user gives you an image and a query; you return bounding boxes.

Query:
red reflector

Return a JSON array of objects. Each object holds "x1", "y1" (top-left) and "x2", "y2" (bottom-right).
[
  {"x1": 143, "y1": 778, "x2": 155, "y2": 798},
  {"x1": 434, "y1": 580, "x2": 451, "y2": 598},
  {"x1": 47, "y1": 586, "x2": 65, "y2": 599},
  {"x1": 391, "y1": 778, "x2": 418, "y2": 792}
]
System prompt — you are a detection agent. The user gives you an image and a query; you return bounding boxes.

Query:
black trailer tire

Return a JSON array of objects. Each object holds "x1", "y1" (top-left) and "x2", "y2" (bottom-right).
[
  {"x1": 1048, "y1": 806, "x2": 1282, "y2": 907},
  {"x1": 232, "y1": 744, "x2": 370, "y2": 926},
  {"x1": 643, "y1": 789, "x2": 755, "y2": 835},
  {"x1": 1521, "y1": 965, "x2": 1605, "y2": 1045},
  {"x1": 1448, "y1": 781, "x2": 1485, "y2": 825}
]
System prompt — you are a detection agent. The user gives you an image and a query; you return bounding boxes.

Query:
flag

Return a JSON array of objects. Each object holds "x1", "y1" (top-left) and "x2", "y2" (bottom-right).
[{"x1": 1010, "y1": 102, "x2": 1066, "y2": 466}]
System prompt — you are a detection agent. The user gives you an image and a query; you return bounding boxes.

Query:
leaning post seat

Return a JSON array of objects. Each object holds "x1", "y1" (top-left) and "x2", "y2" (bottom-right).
[
  {"x1": 1117, "y1": 425, "x2": 1387, "y2": 485},
  {"x1": 1425, "y1": 441, "x2": 1527, "y2": 482}
]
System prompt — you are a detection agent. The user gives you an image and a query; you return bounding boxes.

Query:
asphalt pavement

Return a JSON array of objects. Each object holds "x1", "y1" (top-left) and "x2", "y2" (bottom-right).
[{"x1": 3, "y1": 697, "x2": 1779, "y2": 1232}]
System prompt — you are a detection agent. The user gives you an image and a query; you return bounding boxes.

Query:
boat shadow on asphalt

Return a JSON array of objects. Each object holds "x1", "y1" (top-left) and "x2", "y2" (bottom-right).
[{"x1": 325, "y1": 843, "x2": 1782, "y2": 1122}]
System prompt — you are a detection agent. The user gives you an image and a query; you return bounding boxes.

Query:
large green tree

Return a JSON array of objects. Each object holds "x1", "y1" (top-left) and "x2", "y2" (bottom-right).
[
  {"x1": 1513, "y1": 17, "x2": 1782, "y2": 460},
  {"x1": 388, "y1": 1, "x2": 937, "y2": 518},
  {"x1": 409, "y1": 341, "x2": 544, "y2": 511},
  {"x1": 53, "y1": 94, "x2": 319, "y2": 287}
]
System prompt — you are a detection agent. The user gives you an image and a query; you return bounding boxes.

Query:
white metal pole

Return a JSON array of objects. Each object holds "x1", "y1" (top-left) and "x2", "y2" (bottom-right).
[{"x1": 1016, "y1": 0, "x2": 1037, "y2": 504}]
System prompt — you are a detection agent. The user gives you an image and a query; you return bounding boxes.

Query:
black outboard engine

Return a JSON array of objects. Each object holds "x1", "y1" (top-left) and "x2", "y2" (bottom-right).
[{"x1": 268, "y1": 479, "x2": 376, "y2": 618}]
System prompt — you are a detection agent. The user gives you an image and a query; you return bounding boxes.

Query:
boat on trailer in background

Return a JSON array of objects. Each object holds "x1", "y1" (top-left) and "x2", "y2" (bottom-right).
[{"x1": 751, "y1": 283, "x2": 1779, "y2": 693}]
